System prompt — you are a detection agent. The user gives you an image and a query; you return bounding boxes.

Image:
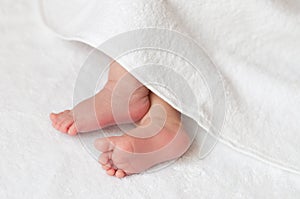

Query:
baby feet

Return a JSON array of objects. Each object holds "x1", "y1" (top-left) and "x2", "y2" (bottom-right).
[
  {"x1": 50, "y1": 62, "x2": 190, "y2": 177},
  {"x1": 50, "y1": 62, "x2": 150, "y2": 135},
  {"x1": 94, "y1": 93, "x2": 190, "y2": 178}
]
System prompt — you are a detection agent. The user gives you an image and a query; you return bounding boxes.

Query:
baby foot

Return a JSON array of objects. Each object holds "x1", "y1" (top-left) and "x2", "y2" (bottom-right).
[
  {"x1": 94, "y1": 93, "x2": 191, "y2": 178},
  {"x1": 50, "y1": 62, "x2": 150, "y2": 135}
]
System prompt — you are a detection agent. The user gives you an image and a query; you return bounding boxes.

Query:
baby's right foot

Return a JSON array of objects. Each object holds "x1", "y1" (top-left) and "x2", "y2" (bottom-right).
[
  {"x1": 50, "y1": 62, "x2": 151, "y2": 135},
  {"x1": 95, "y1": 93, "x2": 190, "y2": 177}
]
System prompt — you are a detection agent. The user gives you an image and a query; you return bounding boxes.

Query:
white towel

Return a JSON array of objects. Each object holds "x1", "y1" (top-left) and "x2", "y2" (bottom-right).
[
  {"x1": 1, "y1": 1, "x2": 300, "y2": 198},
  {"x1": 40, "y1": 0, "x2": 300, "y2": 174}
]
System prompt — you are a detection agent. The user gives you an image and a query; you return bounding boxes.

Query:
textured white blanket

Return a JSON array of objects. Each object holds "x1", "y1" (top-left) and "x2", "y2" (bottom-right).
[{"x1": 1, "y1": 0, "x2": 300, "y2": 198}]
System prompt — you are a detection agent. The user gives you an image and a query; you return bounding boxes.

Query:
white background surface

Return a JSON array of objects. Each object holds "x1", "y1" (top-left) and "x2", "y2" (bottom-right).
[{"x1": 0, "y1": 1, "x2": 300, "y2": 198}]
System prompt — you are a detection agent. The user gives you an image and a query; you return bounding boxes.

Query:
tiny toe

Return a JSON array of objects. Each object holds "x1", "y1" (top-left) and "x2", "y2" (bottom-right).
[
  {"x1": 115, "y1": 170, "x2": 126, "y2": 178},
  {"x1": 99, "y1": 151, "x2": 112, "y2": 165},
  {"x1": 54, "y1": 117, "x2": 65, "y2": 128},
  {"x1": 59, "y1": 119, "x2": 74, "y2": 133},
  {"x1": 67, "y1": 124, "x2": 78, "y2": 136},
  {"x1": 102, "y1": 164, "x2": 112, "y2": 170},
  {"x1": 53, "y1": 121, "x2": 61, "y2": 130},
  {"x1": 56, "y1": 110, "x2": 70, "y2": 120},
  {"x1": 106, "y1": 168, "x2": 116, "y2": 176}
]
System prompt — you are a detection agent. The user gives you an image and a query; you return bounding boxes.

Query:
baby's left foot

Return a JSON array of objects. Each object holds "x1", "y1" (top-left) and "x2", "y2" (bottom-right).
[
  {"x1": 50, "y1": 62, "x2": 150, "y2": 135},
  {"x1": 94, "y1": 93, "x2": 190, "y2": 178}
]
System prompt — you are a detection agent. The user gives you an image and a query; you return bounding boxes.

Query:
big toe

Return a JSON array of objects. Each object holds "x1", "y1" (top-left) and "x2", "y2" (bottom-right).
[
  {"x1": 50, "y1": 113, "x2": 58, "y2": 122},
  {"x1": 67, "y1": 123, "x2": 78, "y2": 136},
  {"x1": 99, "y1": 151, "x2": 113, "y2": 170},
  {"x1": 58, "y1": 118, "x2": 74, "y2": 133}
]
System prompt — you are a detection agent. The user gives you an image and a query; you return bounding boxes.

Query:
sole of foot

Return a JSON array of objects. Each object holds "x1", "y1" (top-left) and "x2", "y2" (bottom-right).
[{"x1": 94, "y1": 93, "x2": 190, "y2": 178}]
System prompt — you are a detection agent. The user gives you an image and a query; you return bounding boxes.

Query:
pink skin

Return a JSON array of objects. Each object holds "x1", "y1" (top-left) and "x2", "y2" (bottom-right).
[
  {"x1": 50, "y1": 61, "x2": 151, "y2": 135},
  {"x1": 50, "y1": 62, "x2": 190, "y2": 178},
  {"x1": 95, "y1": 93, "x2": 190, "y2": 178}
]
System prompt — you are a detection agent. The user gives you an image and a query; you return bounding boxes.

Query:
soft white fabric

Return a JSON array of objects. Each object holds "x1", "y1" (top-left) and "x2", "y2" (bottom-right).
[
  {"x1": 40, "y1": 0, "x2": 300, "y2": 173},
  {"x1": 1, "y1": 1, "x2": 300, "y2": 198}
]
